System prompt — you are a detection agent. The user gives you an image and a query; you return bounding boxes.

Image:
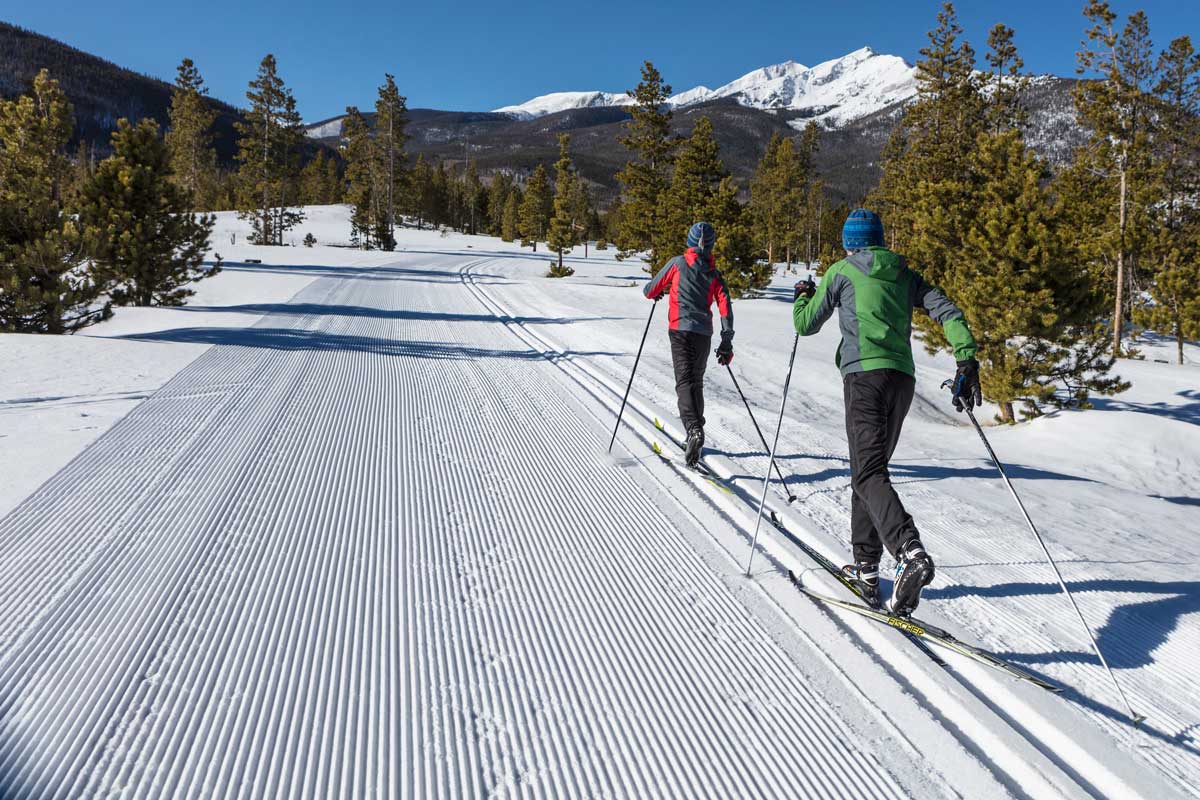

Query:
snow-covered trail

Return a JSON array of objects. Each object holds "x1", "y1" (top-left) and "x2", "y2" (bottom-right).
[{"x1": 0, "y1": 253, "x2": 952, "y2": 798}]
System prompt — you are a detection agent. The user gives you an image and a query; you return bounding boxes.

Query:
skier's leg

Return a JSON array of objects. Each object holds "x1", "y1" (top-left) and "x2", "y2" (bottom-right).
[
  {"x1": 843, "y1": 370, "x2": 917, "y2": 557},
  {"x1": 690, "y1": 333, "x2": 712, "y2": 430},
  {"x1": 669, "y1": 331, "x2": 699, "y2": 432}
]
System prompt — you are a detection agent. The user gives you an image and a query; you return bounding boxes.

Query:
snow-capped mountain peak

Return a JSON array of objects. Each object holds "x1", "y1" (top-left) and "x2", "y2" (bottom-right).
[{"x1": 490, "y1": 47, "x2": 918, "y2": 127}]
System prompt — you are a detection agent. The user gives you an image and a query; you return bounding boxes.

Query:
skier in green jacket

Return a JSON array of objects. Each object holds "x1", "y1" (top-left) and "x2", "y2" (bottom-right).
[{"x1": 792, "y1": 208, "x2": 982, "y2": 616}]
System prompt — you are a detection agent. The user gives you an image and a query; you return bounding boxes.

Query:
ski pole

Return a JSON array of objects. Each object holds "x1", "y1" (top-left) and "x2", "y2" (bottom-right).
[
  {"x1": 723, "y1": 363, "x2": 797, "y2": 503},
  {"x1": 956, "y1": 397, "x2": 1143, "y2": 724},
  {"x1": 607, "y1": 301, "x2": 657, "y2": 454},
  {"x1": 745, "y1": 332, "x2": 801, "y2": 576}
]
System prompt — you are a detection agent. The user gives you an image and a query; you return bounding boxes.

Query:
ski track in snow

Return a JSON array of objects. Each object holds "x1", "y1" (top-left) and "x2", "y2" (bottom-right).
[
  {"x1": 460, "y1": 256, "x2": 1200, "y2": 799},
  {"x1": 0, "y1": 255, "x2": 930, "y2": 798}
]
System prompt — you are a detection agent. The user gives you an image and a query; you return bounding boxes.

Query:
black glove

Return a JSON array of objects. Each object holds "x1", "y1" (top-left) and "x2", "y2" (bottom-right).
[
  {"x1": 951, "y1": 358, "x2": 982, "y2": 412},
  {"x1": 716, "y1": 336, "x2": 734, "y2": 366},
  {"x1": 794, "y1": 279, "x2": 816, "y2": 301}
]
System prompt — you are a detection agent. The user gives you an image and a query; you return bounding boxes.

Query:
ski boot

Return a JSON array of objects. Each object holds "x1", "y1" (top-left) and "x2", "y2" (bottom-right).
[
  {"x1": 889, "y1": 539, "x2": 935, "y2": 617},
  {"x1": 840, "y1": 561, "x2": 880, "y2": 607},
  {"x1": 684, "y1": 426, "x2": 705, "y2": 467}
]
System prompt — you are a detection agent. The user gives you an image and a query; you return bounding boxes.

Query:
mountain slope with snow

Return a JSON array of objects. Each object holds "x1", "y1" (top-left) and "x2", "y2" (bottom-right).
[{"x1": 492, "y1": 47, "x2": 919, "y2": 126}]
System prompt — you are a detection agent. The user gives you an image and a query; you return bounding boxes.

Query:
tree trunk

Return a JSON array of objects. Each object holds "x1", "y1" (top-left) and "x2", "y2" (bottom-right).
[
  {"x1": 1113, "y1": 165, "x2": 1127, "y2": 355},
  {"x1": 1179, "y1": 326, "x2": 1185, "y2": 366},
  {"x1": 1000, "y1": 401, "x2": 1015, "y2": 424},
  {"x1": 558, "y1": 249, "x2": 563, "y2": 269},
  {"x1": 767, "y1": 242, "x2": 774, "y2": 267}
]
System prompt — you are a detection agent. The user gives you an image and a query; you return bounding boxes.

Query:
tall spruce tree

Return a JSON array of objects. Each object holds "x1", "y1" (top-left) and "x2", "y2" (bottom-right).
[
  {"x1": 0, "y1": 70, "x2": 108, "y2": 333},
  {"x1": 486, "y1": 171, "x2": 514, "y2": 236},
  {"x1": 657, "y1": 116, "x2": 726, "y2": 260},
  {"x1": 871, "y1": 2, "x2": 985, "y2": 344},
  {"x1": 1136, "y1": 35, "x2": 1200, "y2": 364},
  {"x1": 166, "y1": 58, "x2": 218, "y2": 211},
  {"x1": 547, "y1": 134, "x2": 580, "y2": 268},
  {"x1": 615, "y1": 61, "x2": 676, "y2": 270},
  {"x1": 374, "y1": 74, "x2": 408, "y2": 247},
  {"x1": 1074, "y1": 2, "x2": 1160, "y2": 354},
  {"x1": 501, "y1": 189, "x2": 521, "y2": 242},
  {"x1": 234, "y1": 54, "x2": 305, "y2": 245},
  {"x1": 82, "y1": 118, "x2": 216, "y2": 307},
  {"x1": 519, "y1": 163, "x2": 551, "y2": 250},
  {"x1": 341, "y1": 107, "x2": 377, "y2": 248}
]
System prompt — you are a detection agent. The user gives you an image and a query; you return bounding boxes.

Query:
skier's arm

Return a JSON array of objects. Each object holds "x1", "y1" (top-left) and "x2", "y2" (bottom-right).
[
  {"x1": 644, "y1": 261, "x2": 677, "y2": 301},
  {"x1": 911, "y1": 270, "x2": 978, "y2": 361},
  {"x1": 793, "y1": 267, "x2": 841, "y2": 336},
  {"x1": 711, "y1": 276, "x2": 734, "y2": 341}
]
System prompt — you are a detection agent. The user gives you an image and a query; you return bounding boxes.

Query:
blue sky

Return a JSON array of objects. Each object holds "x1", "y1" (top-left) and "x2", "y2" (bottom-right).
[{"x1": 7, "y1": 1, "x2": 1199, "y2": 121}]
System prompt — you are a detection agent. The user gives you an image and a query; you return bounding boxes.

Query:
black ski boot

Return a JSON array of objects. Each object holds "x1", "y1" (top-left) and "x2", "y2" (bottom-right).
[
  {"x1": 684, "y1": 426, "x2": 705, "y2": 467},
  {"x1": 889, "y1": 539, "x2": 935, "y2": 617},
  {"x1": 840, "y1": 561, "x2": 880, "y2": 607}
]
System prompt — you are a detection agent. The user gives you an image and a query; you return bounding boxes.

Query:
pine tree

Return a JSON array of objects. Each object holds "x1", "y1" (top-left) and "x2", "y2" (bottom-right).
[
  {"x1": 501, "y1": 188, "x2": 521, "y2": 242},
  {"x1": 656, "y1": 116, "x2": 725, "y2": 259},
  {"x1": 614, "y1": 61, "x2": 676, "y2": 270},
  {"x1": 166, "y1": 58, "x2": 219, "y2": 210},
  {"x1": 1136, "y1": 35, "x2": 1200, "y2": 364},
  {"x1": 300, "y1": 149, "x2": 341, "y2": 205},
  {"x1": 1074, "y1": 2, "x2": 1160, "y2": 354},
  {"x1": 341, "y1": 107, "x2": 376, "y2": 248},
  {"x1": 871, "y1": 1, "x2": 985, "y2": 347},
  {"x1": 0, "y1": 70, "x2": 109, "y2": 333},
  {"x1": 547, "y1": 134, "x2": 579, "y2": 268},
  {"x1": 984, "y1": 24, "x2": 1029, "y2": 133},
  {"x1": 374, "y1": 74, "x2": 408, "y2": 246},
  {"x1": 81, "y1": 118, "x2": 216, "y2": 307},
  {"x1": 234, "y1": 54, "x2": 306, "y2": 245},
  {"x1": 708, "y1": 176, "x2": 769, "y2": 297},
  {"x1": 462, "y1": 160, "x2": 484, "y2": 235},
  {"x1": 486, "y1": 171, "x2": 514, "y2": 236},
  {"x1": 519, "y1": 163, "x2": 551, "y2": 250}
]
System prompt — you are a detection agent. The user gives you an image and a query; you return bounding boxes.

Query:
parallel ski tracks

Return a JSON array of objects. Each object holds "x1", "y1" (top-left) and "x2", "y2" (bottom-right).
[{"x1": 459, "y1": 259, "x2": 1198, "y2": 799}]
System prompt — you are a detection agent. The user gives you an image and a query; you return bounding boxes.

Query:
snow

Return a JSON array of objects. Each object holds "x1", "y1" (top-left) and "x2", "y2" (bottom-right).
[
  {"x1": 491, "y1": 47, "x2": 920, "y2": 126},
  {"x1": 0, "y1": 205, "x2": 1197, "y2": 797},
  {"x1": 493, "y1": 90, "x2": 629, "y2": 120}
]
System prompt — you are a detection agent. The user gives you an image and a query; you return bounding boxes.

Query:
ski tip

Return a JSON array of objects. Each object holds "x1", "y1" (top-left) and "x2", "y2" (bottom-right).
[{"x1": 651, "y1": 441, "x2": 663, "y2": 456}]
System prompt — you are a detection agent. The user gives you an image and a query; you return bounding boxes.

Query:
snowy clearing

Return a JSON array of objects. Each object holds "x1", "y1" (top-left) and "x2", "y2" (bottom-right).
[{"x1": 0, "y1": 205, "x2": 1196, "y2": 798}]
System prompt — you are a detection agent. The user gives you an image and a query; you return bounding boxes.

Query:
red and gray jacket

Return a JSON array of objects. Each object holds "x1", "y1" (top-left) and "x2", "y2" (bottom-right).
[{"x1": 643, "y1": 248, "x2": 734, "y2": 341}]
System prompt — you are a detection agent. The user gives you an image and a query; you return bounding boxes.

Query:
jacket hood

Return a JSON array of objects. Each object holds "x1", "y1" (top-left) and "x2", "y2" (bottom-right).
[{"x1": 848, "y1": 246, "x2": 903, "y2": 281}]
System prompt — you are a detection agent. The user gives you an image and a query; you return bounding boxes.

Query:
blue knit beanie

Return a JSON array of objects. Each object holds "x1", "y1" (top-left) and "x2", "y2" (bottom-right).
[
  {"x1": 687, "y1": 221, "x2": 716, "y2": 253},
  {"x1": 842, "y1": 208, "x2": 884, "y2": 250}
]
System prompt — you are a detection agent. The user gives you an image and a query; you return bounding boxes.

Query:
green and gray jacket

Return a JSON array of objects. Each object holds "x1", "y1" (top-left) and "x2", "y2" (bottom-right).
[{"x1": 793, "y1": 246, "x2": 977, "y2": 377}]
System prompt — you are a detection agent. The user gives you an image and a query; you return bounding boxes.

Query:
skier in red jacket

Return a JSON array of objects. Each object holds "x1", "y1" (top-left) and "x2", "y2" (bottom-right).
[{"x1": 643, "y1": 222, "x2": 734, "y2": 466}]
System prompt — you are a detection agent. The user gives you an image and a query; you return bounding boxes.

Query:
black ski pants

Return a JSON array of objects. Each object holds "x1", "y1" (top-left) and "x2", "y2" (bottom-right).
[
  {"x1": 843, "y1": 368, "x2": 920, "y2": 564},
  {"x1": 669, "y1": 330, "x2": 711, "y2": 432}
]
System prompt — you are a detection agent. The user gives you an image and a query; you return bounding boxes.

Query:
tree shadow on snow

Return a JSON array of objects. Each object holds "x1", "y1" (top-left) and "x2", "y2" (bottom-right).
[
  {"x1": 713, "y1": 450, "x2": 1092, "y2": 489},
  {"x1": 924, "y1": 578, "x2": 1200, "y2": 671},
  {"x1": 1089, "y1": 389, "x2": 1200, "y2": 427},
  {"x1": 117, "y1": 327, "x2": 619, "y2": 362},
  {"x1": 175, "y1": 303, "x2": 621, "y2": 327}
]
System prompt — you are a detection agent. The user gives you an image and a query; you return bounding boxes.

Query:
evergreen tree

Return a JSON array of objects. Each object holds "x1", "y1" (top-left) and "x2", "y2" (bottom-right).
[
  {"x1": 300, "y1": 149, "x2": 342, "y2": 205},
  {"x1": 486, "y1": 171, "x2": 514, "y2": 236},
  {"x1": 1074, "y1": 2, "x2": 1160, "y2": 353},
  {"x1": 984, "y1": 24, "x2": 1029, "y2": 133},
  {"x1": 374, "y1": 74, "x2": 408, "y2": 246},
  {"x1": 519, "y1": 163, "x2": 551, "y2": 250},
  {"x1": 656, "y1": 116, "x2": 726, "y2": 260},
  {"x1": 0, "y1": 70, "x2": 108, "y2": 333},
  {"x1": 614, "y1": 61, "x2": 676, "y2": 270},
  {"x1": 871, "y1": 2, "x2": 985, "y2": 345},
  {"x1": 1136, "y1": 35, "x2": 1200, "y2": 364},
  {"x1": 547, "y1": 134, "x2": 580, "y2": 268},
  {"x1": 341, "y1": 107, "x2": 376, "y2": 248},
  {"x1": 234, "y1": 54, "x2": 305, "y2": 245},
  {"x1": 462, "y1": 160, "x2": 484, "y2": 235},
  {"x1": 82, "y1": 118, "x2": 216, "y2": 307},
  {"x1": 166, "y1": 58, "x2": 218, "y2": 210},
  {"x1": 709, "y1": 176, "x2": 769, "y2": 297},
  {"x1": 500, "y1": 189, "x2": 521, "y2": 242},
  {"x1": 407, "y1": 155, "x2": 433, "y2": 228}
]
